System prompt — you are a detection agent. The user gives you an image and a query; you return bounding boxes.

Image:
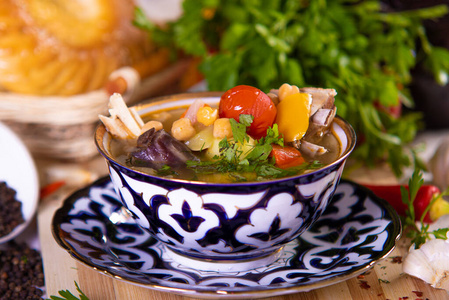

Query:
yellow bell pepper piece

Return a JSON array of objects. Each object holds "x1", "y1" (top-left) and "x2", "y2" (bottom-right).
[{"x1": 275, "y1": 93, "x2": 311, "y2": 142}]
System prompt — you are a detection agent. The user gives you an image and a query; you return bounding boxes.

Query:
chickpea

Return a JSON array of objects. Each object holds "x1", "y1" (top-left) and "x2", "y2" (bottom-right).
[
  {"x1": 278, "y1": 83, "x2": 300, "y2": 101},
  {"x1": 213, "y1": 118, "x2": 233, "y2": 139},
  {"x1": 197, "y1": 106, "x2": 218, "y2": 126},
  {"x1": 141, "y1": 120, "x2": 163, "y2": 134},
  {"x1": 171, "y1": 117, "x2": 196, "y2": 141}
]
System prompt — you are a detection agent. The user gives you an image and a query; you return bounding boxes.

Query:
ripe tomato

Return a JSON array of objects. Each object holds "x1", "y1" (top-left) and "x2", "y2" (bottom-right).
[
  {"x1": 270, "y1": 145, "x2": 305, "y2": 169},
  {"x1": 218, "y1": 85, "x2": 277, "y2": 139}
]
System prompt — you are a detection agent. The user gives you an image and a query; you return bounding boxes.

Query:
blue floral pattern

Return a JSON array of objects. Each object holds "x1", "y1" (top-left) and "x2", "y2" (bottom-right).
[
  {"x1": 52, "y1": 177, "x2": 401, "y2": 298},
  {"x1": 235, "y1": 192, "x2": 303, "y2": 248},
  {"x1": 107, "y1": 161, "x2": 347, "y2": 259}
]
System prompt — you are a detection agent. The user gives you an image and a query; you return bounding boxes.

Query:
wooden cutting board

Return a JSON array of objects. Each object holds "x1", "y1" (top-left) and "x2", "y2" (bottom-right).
[{"x1": 37, "y1": 157, "x2": 449, "y2": 300}]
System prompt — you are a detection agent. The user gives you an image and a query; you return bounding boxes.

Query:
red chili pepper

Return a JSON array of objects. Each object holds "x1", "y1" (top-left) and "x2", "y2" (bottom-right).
[
  {"x1": 363, "y1": 184, "x2": 449, "y2": 223},
  {"x1": 40, "y1": 180, "x2": 66, "y2": 199}
]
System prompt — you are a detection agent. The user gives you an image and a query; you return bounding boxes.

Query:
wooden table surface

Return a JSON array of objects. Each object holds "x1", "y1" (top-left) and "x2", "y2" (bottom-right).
[{"x1": 36, "y1": 156, "x2": 449, "y2": 300}]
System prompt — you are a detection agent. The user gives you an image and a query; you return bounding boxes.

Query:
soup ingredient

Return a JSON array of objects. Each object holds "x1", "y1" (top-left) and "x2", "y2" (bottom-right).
[
  {"x1": 183, "y1": 99, "x2": 206, "y2": 124},
  {"x1": 130, "y1": 127, "x2": 199, "y2": 169},
  {"x1": 363, "y1": 183, "x2": 449, "y2": 223},
  {"x1": 0, "y1": 242, "x2": 45, "y2": 299},
  {"x1": 212, "y1": 118, "x2": 233, "y2": 139},
  {"x1": 218, "y1": 85, "x2": 277, "y2": 139},
  {"x1": 270, "y1": 145, "x2": 305, "y2": 169},
  {"x1": 185, "y1": 126, "x2": 214, "y2": 151},
  {"x1": 187, "y1": 114, "x2": 321, "y2": 181},
  {"x1": 301, "y1": 87, "x2": 337, "y2": 144},
  {"x1": 300, "y1": 87, "x2": 337, "y2": 117},
  {"x1": 300, "y1": 140, "x2": 328, "y2": 158},
  {"x1": 197, "y1": 106, "x2": 218, "y2": 126},
  {"x1": 171, "y1": 117, "x2": 196, "y2": 141},
  {"x1": 141, "y1": 120, "x2": 163, "y2": 133},
  {"x1": 275, "y1": 92, "x2": 311, "y2": 142},
  {"x1": 278, "y1": 83, "x2": 300, "y2": 101},
  {"x1": 99, "y1": 93, "x2": 145, "y2": 139},
  {"x1": 271, "y1": 86, "x2": 337, "y2": 151},
  {"x1": 0, "y1": 182, "x2": 24, "y2": 237}
]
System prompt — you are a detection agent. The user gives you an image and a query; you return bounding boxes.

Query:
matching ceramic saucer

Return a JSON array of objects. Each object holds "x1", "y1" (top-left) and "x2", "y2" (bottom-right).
[{"x1": 52, "y1": 177, "x2": 401, "y2": 298}]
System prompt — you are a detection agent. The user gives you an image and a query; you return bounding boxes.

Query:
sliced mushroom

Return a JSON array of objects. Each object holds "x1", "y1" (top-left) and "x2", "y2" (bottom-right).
[{"x1": 130, "y1": 128, "x2": 199, "y2": 169}]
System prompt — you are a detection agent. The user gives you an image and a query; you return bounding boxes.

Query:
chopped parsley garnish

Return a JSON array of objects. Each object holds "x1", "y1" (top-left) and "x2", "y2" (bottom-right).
[
  {"x1": 155, "y1": 165, "x2": 178, "y2": 177},
  {"x1": 186, "y1": 114, "x2": 322, "y2": 181}
]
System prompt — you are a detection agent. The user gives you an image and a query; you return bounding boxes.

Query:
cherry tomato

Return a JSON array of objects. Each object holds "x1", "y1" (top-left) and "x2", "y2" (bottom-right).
[{"x1": 218, "y1": 85, "x2": 277, "y2": 139}]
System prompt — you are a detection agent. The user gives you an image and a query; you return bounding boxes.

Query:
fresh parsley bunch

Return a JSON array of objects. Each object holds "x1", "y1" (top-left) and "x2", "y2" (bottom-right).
[{"x1": 134, "y1": 0, "x2": 449, "y2": 177}]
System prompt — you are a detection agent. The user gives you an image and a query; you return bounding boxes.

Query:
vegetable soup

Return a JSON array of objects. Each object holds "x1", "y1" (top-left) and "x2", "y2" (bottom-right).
[{"x1": 100, "y1": 84, "x2": 342, "y2": 183}]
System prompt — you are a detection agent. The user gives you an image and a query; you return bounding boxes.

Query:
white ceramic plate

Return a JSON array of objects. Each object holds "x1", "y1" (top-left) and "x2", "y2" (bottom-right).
[{"x1": 0, "y1": 122, "x2": 39, "y2": 244}]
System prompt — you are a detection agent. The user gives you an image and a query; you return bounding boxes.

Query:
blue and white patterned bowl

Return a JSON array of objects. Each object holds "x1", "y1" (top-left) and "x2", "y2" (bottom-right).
[{"x1": 95, "y1": 92, "x2": 356, "y2": 270}]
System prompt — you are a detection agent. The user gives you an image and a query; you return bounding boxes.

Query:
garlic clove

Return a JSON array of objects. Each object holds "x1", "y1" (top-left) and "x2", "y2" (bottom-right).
[{"x1": 403, "y1": 237, "x2": 449, "y2": 290}]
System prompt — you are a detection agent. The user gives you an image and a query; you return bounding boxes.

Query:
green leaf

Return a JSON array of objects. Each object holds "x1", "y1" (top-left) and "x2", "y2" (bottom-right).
[
  {"x1": 245, "y1": 143, "x2": 272, "y2": 161},
  {"x1": 424, "y1": 47, "x2": 449, "y2": 85},
  {"x1": 239, "y1": 114, "x2": 254, "y2": 127},
  {"x1": 229, "y1": 116, "x2": 251, "y2": 144},
  {"x1": 283, "y1": 58, "x2": 305, "y2": 87},
  {"x1": 221, "y1": 23, "x2": 251, "y2": 51},
  {"x1": 254, "y1": 24, "x2": 291, "y2": 53},
  {"x1": 48, "y1": 281, "x2": 89, "y2": 300},
  {"x1": 433, "y1": 228, "x2": 449, "y2": 240},
  {"x1": 378, "y1": 80, "x2": 399, "y2": 107},
  {"x1": 200, "y1": 53, "x2": 242, "y2": 90},
  {"x1": 156, "y1": 165, "x2": 178, "y2": 177}
]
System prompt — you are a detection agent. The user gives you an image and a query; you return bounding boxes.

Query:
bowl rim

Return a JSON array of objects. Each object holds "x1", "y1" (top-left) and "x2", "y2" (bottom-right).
[{"x1": 95, "y1": 92, "x2": 357, "y2": 186}]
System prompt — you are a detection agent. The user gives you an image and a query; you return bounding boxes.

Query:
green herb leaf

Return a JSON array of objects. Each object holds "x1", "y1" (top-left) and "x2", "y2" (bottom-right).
[
  {"x1": 156, "y1": 165, "x2": 178, "y2": 177},
  {"x1": 48, "y1": 281, "x2": 89, "y2": 300},
  {"x1": 432, "y1": 228, "x2": 449, "y2": 240},
  {"x1": 229, "y1": 115, "x2": 253, "y2": 144}
]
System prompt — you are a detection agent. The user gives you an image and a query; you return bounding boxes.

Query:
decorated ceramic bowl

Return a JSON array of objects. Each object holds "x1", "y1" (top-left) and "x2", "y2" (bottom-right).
[{"x1": 95, "y1": 92, "x2": 356, "y2": 271}]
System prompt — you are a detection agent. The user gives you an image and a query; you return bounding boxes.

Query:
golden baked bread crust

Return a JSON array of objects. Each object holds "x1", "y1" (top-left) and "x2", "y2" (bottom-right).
[{"x1": 0, "y1": 0, "x2": 153, "y2": 96}]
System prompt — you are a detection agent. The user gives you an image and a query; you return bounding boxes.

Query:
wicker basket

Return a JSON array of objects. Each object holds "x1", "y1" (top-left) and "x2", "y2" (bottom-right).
[{"x1": 0, "y1": 60, "x2": 191, "y2": 161}]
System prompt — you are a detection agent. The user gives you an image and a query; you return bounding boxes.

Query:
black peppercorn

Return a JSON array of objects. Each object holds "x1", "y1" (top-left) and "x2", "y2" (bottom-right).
[
  {"x1": 0, "y1": 181, "x2": 25, "y2": 237},
  {"x1": 0, "y1": 242, "x2": 45, "y2": 300}
]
